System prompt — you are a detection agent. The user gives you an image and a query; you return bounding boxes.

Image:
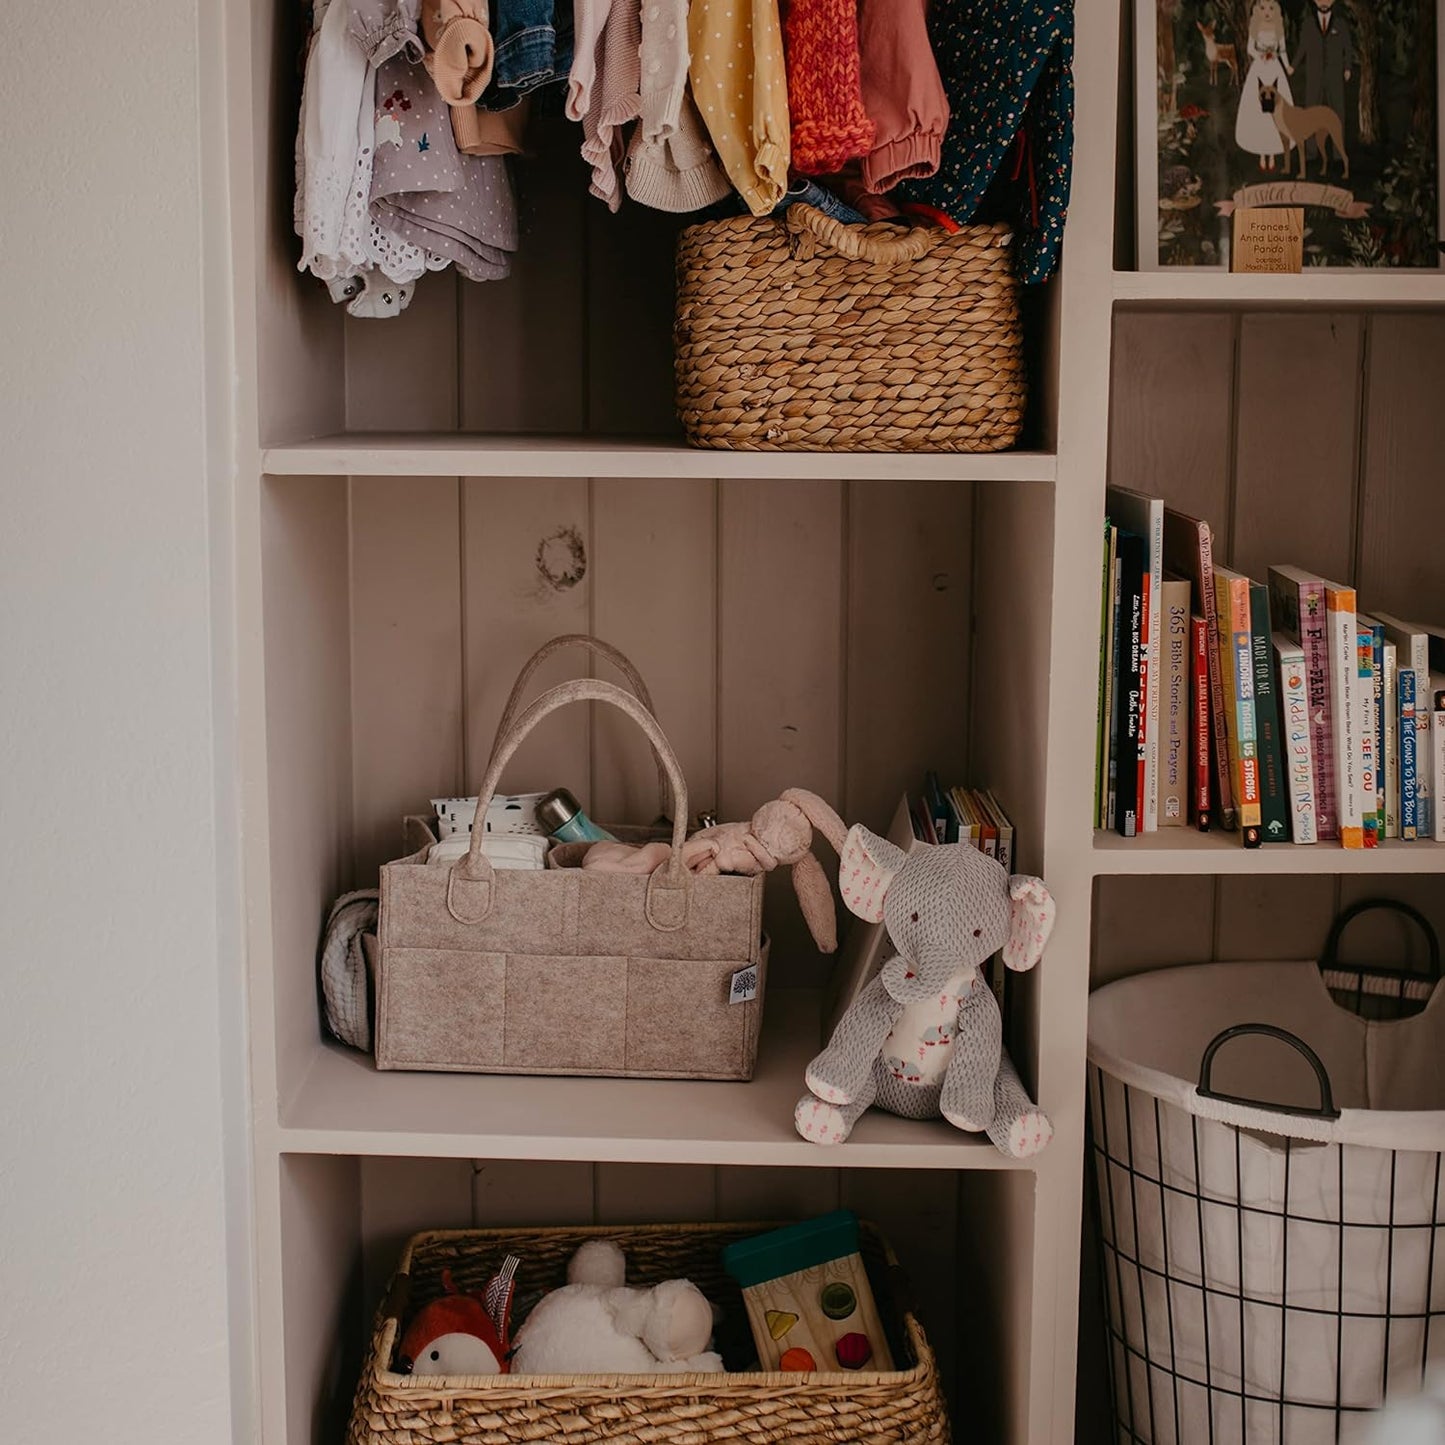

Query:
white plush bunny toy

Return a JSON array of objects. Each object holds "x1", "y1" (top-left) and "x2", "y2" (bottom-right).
[{"x1": 510, "y1": 1239, "x2": 724, "y2": 1375}]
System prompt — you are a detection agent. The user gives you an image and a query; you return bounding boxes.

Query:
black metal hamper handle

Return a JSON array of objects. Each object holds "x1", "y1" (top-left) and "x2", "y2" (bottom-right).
[
  {"x1": 1197, "y1": 1024, "x2": 1341, "y2": 1120},
  {"x1": 1319, "y1": 898, "x2": 1442, "y2": 980}
]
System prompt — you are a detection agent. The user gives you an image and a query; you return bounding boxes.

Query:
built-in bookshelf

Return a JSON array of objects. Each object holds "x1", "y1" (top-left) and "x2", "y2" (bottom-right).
[{"x1": 216, "y1": 2, "x2": 1444, "y2": 1443}]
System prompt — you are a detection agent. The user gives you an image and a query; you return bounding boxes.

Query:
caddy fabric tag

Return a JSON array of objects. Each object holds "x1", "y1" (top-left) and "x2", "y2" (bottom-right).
[{"x1": 729, "y1": 966, "x2": 758, "y2": 1005}]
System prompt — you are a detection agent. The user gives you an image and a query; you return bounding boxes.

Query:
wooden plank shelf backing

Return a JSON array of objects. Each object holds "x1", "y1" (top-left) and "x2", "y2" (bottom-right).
[
  {"x1": 1114, "y1": 270, "x2": 1445, "y2": 307},
  {"x1": 262, "y1": 434, "x2": 1060, "y2": 482},
  {"x1": 1093, "y1": 831, "x2": 1445, "y2": 876},
  {"x1": 273, "y1": 990, "x2": 1022, "y2": 1170}
]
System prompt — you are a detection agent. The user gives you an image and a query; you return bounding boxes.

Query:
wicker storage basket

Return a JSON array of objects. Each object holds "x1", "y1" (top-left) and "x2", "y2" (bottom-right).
[
  {"x1": 674, "y1": 204, "x2": 1024, "y2": 452},
  {"x1": 348, "y1": 1222, "x2": 951, "y2": 1445}
]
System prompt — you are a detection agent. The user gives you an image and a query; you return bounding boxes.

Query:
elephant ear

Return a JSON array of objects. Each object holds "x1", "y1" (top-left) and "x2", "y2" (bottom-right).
[
  {"x1": 837, "y1": 824, "x2": 906, "y2": 922},
  {"x1": 1002, "y1": 875, "x2": 1055, "y2": 972}
]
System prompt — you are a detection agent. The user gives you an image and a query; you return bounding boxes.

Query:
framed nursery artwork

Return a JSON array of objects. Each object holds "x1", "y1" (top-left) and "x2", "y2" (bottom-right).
[{"x1": 1137, "y1": 0, "x2": 1445, "y2": 268}]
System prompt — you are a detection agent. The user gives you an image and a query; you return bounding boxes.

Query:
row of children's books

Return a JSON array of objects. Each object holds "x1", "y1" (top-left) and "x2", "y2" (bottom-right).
[
  {"x1": 1096, "y1": 486, "x2": 1445, "y2": 847},
  {"x1": 907, "y1": 774, "x2": 1015, "y2": 870}
]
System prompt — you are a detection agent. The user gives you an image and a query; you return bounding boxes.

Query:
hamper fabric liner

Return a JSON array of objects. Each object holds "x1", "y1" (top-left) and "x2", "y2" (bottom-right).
[
  {"x1": 1086, "y1": 907, "x2": 1445, "y2": 1445},
  {"x1": 375, "y1": 674, "x2": 766, "y2": 1078},
  {"x1": 347, "y1": 1222, "x2": 950, "y2": 1445},
  {"x1": 674, "y1": 203, "x2": 1024, "y2": 453}
]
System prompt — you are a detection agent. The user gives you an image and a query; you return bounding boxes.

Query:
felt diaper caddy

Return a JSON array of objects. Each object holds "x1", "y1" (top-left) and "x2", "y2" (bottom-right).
[
  {"x1": 673, "y1": 203, "x2": 1024, "y2": 453},
  {"x1": 374, "y1": 671, "x2": 768, "y2": 1079},
  {"x1": 347, "y1": 1222, "x2": 950, "y2": 1445}
]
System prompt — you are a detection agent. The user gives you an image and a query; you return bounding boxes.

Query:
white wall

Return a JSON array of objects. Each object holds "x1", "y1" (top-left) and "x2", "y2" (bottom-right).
[{"x1": 0, "y1": 3, "x2": 242, "y2": 1441}]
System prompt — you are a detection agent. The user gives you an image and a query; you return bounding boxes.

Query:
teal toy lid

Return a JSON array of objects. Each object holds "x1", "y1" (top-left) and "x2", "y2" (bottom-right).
[{"x1": 722, "y1": 1210, "x2": 862, "y2": 1289}]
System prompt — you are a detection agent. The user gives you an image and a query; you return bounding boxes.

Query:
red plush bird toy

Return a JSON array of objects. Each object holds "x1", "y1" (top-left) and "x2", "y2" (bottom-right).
[{"x1": 396, "y1": 1257, "x2": 518, "y2": 1376}]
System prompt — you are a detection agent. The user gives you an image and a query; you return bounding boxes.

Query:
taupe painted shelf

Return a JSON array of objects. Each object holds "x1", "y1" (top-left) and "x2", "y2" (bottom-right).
[
  {"x1": 1093, "y1": 830, "x2": 1445, "y2": 875},
  {"x1": 1115, "y1": 268, "x2": 1445, "y2": 307},
  {"x1": 273, "y1": 989, "x2": 1022, "y2": 1170},
  {"x1": 262, "y1": 433, "x2": 1059, "y2": 482}
]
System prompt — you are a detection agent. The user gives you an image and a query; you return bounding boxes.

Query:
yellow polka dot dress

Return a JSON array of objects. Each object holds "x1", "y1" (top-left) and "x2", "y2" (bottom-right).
[{"x1": 688, "y1": 0, "x2": 790, "y2": 216}]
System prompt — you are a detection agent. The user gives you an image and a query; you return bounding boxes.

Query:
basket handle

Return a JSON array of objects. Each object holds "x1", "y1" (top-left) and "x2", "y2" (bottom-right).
[
  {"x1": 783, "y1": 203, "x2": 945, "y2": 267},
  {"x1": 1197, "y1": 1024, "x2": 1341, "y2": 1120},
  {"x1": 491, "y1": 635, "x2": 669, "y2": 819},
  {"x1": 380, "y1": 1270, "x2": 412, "y2": 1327},
  {"x1": 450, "y1": 679, "x2": 691, "y2": 930},
  {"x1": 1319, "y1": 898, "x2": 1441, "y2": 980}
]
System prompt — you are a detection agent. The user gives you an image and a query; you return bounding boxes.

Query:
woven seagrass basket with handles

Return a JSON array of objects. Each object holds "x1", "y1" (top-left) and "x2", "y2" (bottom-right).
[
  {"x1": 674, "y1": 203, "x2": 1024, "y2": 452},
  {"x1": 347, "y1": 1221, "x2": 951, "y2": 1445}
]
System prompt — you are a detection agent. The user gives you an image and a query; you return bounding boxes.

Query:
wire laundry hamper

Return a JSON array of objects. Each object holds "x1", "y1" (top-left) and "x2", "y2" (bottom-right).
[{"x1": 1087, "y1": 900, "x2": 1445, "y2": 1445}]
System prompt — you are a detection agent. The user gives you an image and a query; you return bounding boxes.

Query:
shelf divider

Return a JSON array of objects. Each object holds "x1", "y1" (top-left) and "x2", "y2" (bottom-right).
[
  {"x1": 1114, "y1": 269, "x2": 1445, "y2": 309},
  {"x1": 1093, "y1": 829, "x2": 1445, "y2": 875}
]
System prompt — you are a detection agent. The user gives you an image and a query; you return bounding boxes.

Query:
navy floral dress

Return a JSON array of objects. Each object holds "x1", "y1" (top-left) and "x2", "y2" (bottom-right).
[{"x1": 901, "y1": 0, "x2": 1074, "y2": 283}]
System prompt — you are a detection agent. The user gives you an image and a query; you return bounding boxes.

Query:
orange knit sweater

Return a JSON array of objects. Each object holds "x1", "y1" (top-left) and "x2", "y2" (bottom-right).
[{"x1": 781, "y1": 0, "x2": 875, "y2": 175}]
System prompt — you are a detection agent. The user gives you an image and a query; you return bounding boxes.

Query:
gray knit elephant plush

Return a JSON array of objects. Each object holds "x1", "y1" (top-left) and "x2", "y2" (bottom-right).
[{"x1": 794, "y1": 823, "x2": 1056, "y2": 1157}]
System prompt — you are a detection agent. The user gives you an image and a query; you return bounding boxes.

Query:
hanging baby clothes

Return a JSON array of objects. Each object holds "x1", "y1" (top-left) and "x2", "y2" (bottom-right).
[
  {"x1": 566, "y1": 0, "x2": 612, "y2": 124},
  {"x1": 900, "y1": 0, "x2": 1074, "y2": 283},
  {"x1": 369, "y1": 56, "x2": 519, "y2": 281},
  {"x1": 854, "y1": 0, "x2": 948, "y2": 193},
  {"x1": 621, "y1": 1, "x2": 730, "y2": 212},
  {"x1": 455, "y1": 94, "x2": 533, "y2": 155},
  {"x1": 295, "y1": 0, "x2": 447, "y2": 296},
  {"x1": 781, "y1": 0, "x2": 874, "y2": 176},
  {"x1": 626, "y1": 92, "x2": 731, "y2": 212},
  {"x1": 421, "y1": 0, "x2": 495, "y2": 106},
  {"x1": 418, "y1": 0, "x2": 531, "y2": 156},
  {"x1": 689, "y1": 0, "x2": 791, "y2": 216},
  {"x1": 578, "y1": 0, "x2": 642, "y2": 211},
  {"x1": 480, "y1": 0, "x2": 574, "y2": 110}
]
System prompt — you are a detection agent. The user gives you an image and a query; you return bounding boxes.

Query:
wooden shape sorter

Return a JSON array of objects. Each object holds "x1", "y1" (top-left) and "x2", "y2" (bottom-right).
[{"x1": 722, "y1": 1211, "x2": 895, "y2": 1373}]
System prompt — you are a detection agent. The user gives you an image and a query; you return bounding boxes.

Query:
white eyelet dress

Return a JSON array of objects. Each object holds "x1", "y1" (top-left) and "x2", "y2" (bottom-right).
[{"x1": 294, "y1": 0, "x2": 449, "y2": 292}]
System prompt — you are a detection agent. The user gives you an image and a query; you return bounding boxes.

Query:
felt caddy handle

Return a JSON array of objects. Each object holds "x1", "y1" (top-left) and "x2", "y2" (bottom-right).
[
  {"x1": 490, "y1": 635, "x2": 671, "y2": 819},
  {"x1": 449, "y1": 679, "x2": 692, "y2": 930},
  {"x1": 783, "y1": 202, "x2": 944, "y2": 269},
  {"x1": 1197, "y1": 1023, "x2": 1341, "y2": 1121},
  {"x1": 1318, "y1": 897, "x2": 1442, "y2": 982}
]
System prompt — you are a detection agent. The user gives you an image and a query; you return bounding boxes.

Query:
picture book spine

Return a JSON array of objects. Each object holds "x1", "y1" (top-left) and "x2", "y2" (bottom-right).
[
  {"x1": 1198, "y1": 527, "x2": 1235, "y2": 829},
  {"x1": 1274, "y1": 635, "x2": 1317, "y2": 844},
  {"x1": 1376, "y1": 614, "x2": 1432, "y2": 836},
  {"x1": 925, "y1": 772, "x2": 954, "y2": 843},
  {"x1": 1215, "y1": 570, "x2": 1261, "y2": 843},
  {"x1": 1270, "y1": 569, "x2": 1337, "y2": 840},
  {"x1": 1250, "y1": 583, "x2": 1289, "y2": 843},
  {"x1": 981, "y1": 791, "x2": 1014, "y2": 875},
  {"x1": 1383, "y1": 643, "x2": 1398, "y2": 840},
  {"x1": 1095, "y1": 518, "x2": 1112, "y2": 830},
  {"x1": 1325, "y1": 583, "x2": 1364, "y2": 848},
  {"x1": 1143, "y1": 505, "x2": 1163, "y2": 833},
  {"x1": 1105, "y1": 539, "x2": 1122, "y2": 831},
  {"x1": 1160, "y1": 579, "x2": 1191, "y2": 827},
  {"x1": 1357, "y1": 624, "x2": 1379, "y2": 848},
  {"x1": 1435, "y1": 694, "x2": 1445, "y2": 844},
  {"x1": 1116, "y1": 533, "x2": 1145, "y2": 838},
  {"x1": 1419, "y1": 686, "x2": 1434, "y2": 839},
  {"x1": 1399, "y1": 667, "x2": 1418, "y2": 841},
  {"x1": 1191, "y1": 615, "x2": 1211, "y2": 829},
  {"x1": 1372, "y1": 623, "x2": 1386, "y2": 836},
  {"x1": 1137, "y1": 571, "x2": 1152, "y2": 828}
]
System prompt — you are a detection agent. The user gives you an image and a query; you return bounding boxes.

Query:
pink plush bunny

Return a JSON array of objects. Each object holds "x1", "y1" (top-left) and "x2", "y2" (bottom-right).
[{"x1": 680, "y1": 789, "x2": 848, "y2": 954}]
